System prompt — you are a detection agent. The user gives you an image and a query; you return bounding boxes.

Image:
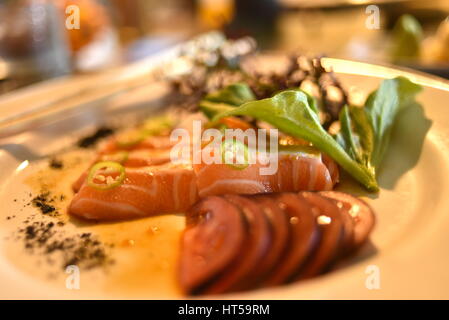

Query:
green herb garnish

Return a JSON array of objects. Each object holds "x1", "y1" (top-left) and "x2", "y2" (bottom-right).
[
  {"x1": 211, "y1": 76, "x2": 422, "y2": 191},
  {"x1": 87, "y1": 161, "x2": 126, "y2": 190},
  {"x1": 200, "y1": 83, "x2": 255, "y2": 119}
]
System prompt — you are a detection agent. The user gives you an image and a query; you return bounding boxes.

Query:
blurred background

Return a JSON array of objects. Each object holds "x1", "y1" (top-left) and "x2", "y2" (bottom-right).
[{"x1": 1, "y1": 0, "x2": 449, "y2": 95}]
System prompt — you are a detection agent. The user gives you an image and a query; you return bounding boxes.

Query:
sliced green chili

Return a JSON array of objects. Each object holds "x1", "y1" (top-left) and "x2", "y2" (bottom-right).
[
  {"x1": 87, "y1": 161, "x2": 126, "y2": 190},
  {"x1": 221, "y1": 139, "x2": 250, "y2": 170},
  {"x1": 142, "y1": 115, "x2": 174, "y2": 135},
  {"x1": 116, "y1": 130, "x2": 147, "y2": 148}
]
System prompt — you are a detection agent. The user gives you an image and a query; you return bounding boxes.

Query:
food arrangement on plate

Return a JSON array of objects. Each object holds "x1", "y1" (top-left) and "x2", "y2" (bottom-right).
[{"x1": 1, "y1": 37, "x2": 425, "y2": 297}]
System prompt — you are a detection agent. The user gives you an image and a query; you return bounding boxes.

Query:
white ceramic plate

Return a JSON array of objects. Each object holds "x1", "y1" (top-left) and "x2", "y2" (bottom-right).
[{"x1": 0, "y1": 58, "x2": 449, "y2": 300}]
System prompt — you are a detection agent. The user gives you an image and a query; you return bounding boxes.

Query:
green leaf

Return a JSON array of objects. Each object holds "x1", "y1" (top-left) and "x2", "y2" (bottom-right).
[
  {"x1": 300, "y1": 89, "x2": 319, "y2": 115},
  {"x1": 365, "y1": 76, "x2": 422, "y2": 168},
  {"x1": 199, "y1": 100, "x2": 236, "y2": 120},
  {"x1": 142, "y1": 114, "x2": 174, "y2": 135},
  {"x1": 205, "y1": 83, "x2": 255, "y2": 106},
  {"x1": 337, "y1": 76, "x2": 421, "y2": 181},
  {"x1": 199, "y1": 83, "x2": 256, "y2": 119},
  {"x1": 349, "y1": 106, "x2": 374, "y2": 160},
  {"x1": 338, "y1": 106, "x2": 362, "y2": 162},
  {"x1": 213, "y1": 90, "x2": 379, "y2": 191},
  {"x1": 337, "y1": 105, "x2": 374, "y2": 175},
  {"x1": 210, "y1": 76, "x2": 421, "y2": 192},
  {"x1": 391, "y1": 14, "x2": 423, "y2": 61}
]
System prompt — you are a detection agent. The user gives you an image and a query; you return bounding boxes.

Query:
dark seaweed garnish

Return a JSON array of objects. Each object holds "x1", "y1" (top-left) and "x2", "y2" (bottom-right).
[
  {"x1": 49, "y1": 158, "x2": 63, "y2": 169},
  {"x1": 170, "y1": 51, "x2": 348, "y2": 127},
  {"x1": 17, "y1": 220, "x2": 114, "y2": 270},
  {"x1": 77, "y1": 127, "x2": 115, "y2": 148}
]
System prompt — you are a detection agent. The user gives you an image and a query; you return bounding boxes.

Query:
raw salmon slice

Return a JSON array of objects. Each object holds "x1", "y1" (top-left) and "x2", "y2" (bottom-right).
[
  {"x1": 72, "y1": 148, "x2": 172, "y2": 192},
  {"x1": 194, "y1": 146, "x2": 339, "y2": 198},
  {"x1": 100, "y1": 134, "x2": 175, "y2": 154},
  {"x1": 69, "y1": 163, "x2": 198, "y2": 220}
]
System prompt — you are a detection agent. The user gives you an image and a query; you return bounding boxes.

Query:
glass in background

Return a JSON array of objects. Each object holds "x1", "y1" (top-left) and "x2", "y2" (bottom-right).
[
  {"x1": 274, "y1": 0, "x2": 449, "y2": 73},
  {"x1": 0, "y1": 0, "x2": 72, "y2": 93},
  {"x1": 225, "y1": 0, "x2": 279, "y2": 49}
]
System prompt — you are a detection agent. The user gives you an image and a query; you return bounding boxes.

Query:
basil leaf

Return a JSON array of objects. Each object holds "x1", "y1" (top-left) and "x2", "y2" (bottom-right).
[
  {"x1": 337, "y1": 76, "x2": 421, "y2": 180},
  {"x1": 199, "y1": 100, "x2": 235, "y2": 119},
  {"x1": 210, "y1": 76, "x2": 421, "y2": 192},
  {"x1": 337, "y1": 105, "x2": 374, "y2": 175},
  {"x1": 338, "y1": 106, "x2": 363, "y2": 163},
  {"x1": 300, "y1": 89, "x2": 319, "y2": 115},
  {"x1": 391, "y1": 14, "x2": 422, "y2": 62},
  {"x1": 205, "y1": 83, "x2": 255, "y2": 106},
  {"x1": 200, "y1": 82, "x2": 317, "y2": 120},
  {"x1": 199, "y1": 83, "x2": 255, "y2": 119},
  {"x1": 365, "y1": 76, "x2": 422, "y2": 168},
  {"x1": 213, "y1": 90, "x2": 379, "y2": 191}
]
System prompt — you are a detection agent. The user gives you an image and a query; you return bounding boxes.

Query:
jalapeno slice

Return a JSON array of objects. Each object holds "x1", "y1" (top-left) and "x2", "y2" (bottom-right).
[
  {"x1": 87, "y1": 161, "x2": 126, "y2": 190},
  {"x1": 142, "y1": 115, "x2": 173, "y2": 135},
  {"x1": 116, "y1": 130, "x2": 147, "y2": 148},
  {"x1": 221, "y1": 139, "x2": 250, "y2": 170}
]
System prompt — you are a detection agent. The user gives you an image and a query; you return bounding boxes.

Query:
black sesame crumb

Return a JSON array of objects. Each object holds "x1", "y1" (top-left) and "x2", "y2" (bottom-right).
[
  {"x1": 17, "y1": 219, "x2": 114, "y2": 270},
  {"x1": 77, "y1": 127, "x2": 115, "y2": 148},
  {"x1": 31, "y1": 193, "x2": 56, "y2": 215},
  {"x1": 30, "y1": 192, "x2": 65, "y2": 217},
  {"x1": 49, "y1": 158, "x2": 64, "y2": 169}
]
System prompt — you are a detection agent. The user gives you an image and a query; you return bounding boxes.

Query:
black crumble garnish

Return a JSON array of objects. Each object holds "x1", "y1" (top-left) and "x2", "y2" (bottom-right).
[
  {"x1": 31, "y1": 192, "x2": 57, "y2": 216},
  {"x1": 49, "y1": 158, "x2": 63, "y2": 169},
  {"x1": 17, "y1": 219, "x2": 114, "y2": 270},
  {"x1": 30, "y1": 191, "x2": 65, "y2": 217},
  {"x1": 77, "y1": 127, "x2": 115, "y2": 148}
]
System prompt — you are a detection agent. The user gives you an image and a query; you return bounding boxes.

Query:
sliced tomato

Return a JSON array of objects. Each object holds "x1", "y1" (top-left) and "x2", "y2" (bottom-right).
[
  {"x1": 253, "y1": 195, "x2": 290, "y2": 286},
  {"x1": 179, "y1": 196, "x2": 246, "y2": 294},
  {"x1": 264, "y1": 193, "x2": 319, "y2": 286},
  {"x1": 319, "y1": 191, "x2": 375, "y2": 251},
  {"x1": 203, "y1": 194, "x2": 271, "y2": 294},
  {"x1": 295, "y1": 192, "x2": 345, "y2": 279}
]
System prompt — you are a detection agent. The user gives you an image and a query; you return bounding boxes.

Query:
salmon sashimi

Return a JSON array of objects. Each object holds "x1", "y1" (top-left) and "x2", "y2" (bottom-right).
[
  {"x1": 72, "y1": 148, "x2": 172, "y2": 192},
  {"x1": 69, "y1": 163, "x2": 198, "y2": 220},
  {"x1": 69, "y1": 121, "x2": 340, "y2": 221},
  {"x1": 100, "y1": 134, "x2": 176, "y2": 154},
  {"x1": 194, "y1": 146, "x2": 339, "y2": 198}
]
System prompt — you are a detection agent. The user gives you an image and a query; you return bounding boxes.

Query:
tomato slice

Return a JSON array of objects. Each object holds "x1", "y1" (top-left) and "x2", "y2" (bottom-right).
[
  {"x1": 179, "y1": 196, "x2": 246, "y2": 295},
  {"x1": 295, "y1": 192, "x2": 345, "y2": 279},
  {"x1": 203, "y1": 194, "x2": 271, "y2": 294}
]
